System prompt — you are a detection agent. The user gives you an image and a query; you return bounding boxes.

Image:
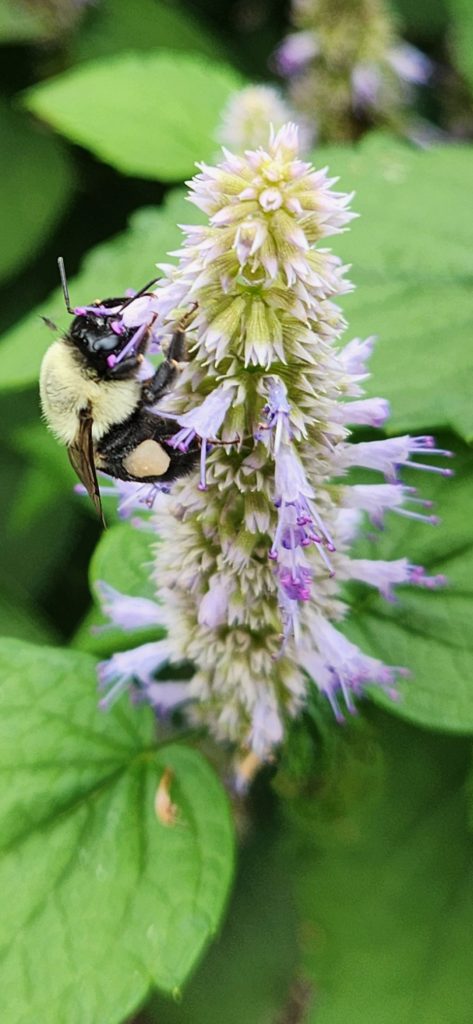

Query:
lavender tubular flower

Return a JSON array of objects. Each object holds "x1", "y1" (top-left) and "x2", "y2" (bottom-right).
[
  {"x1": 98, "y1": 639, "x2": 173, "y2": 710},
  {"x1": 99, "y1": 125, "x2": 449, "y2": 760},
  {"x1": 340, "y1": 558, "x2": 446, "y2": 601},
  {"x1": 75, "y1": 478, "x2": 171, "y2": 521},
  {"x1": 342, "y1": 483, "x2": 438, "y2": 527},
  {"x1": 94, "y1": 582, "x2": 164, "y2": 632},
  {"x1": 275, "y1": 30, "x2": 320, "y2": 76},
  {"x1": 158, "y1": 384, "x2": 236, "y2": 489}
]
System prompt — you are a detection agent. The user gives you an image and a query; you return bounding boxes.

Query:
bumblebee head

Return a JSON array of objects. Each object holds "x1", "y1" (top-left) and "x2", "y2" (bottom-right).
[
  {"x1": 57, "y1": 257, "x2": 159, "y2": 378},
  {"x1": 69, "y1": 299, "x2": 136, "y2": 375}
]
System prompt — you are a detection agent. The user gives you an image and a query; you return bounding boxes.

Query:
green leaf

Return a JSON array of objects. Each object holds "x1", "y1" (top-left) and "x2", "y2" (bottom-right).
[
  {"x1": 72, "y1": 0, "x2": 223, "y2": 63},
  {"x1": 289, "y1": 712, "x2": 473, "y2": 1024},
  {"x1": 466, "y1": 751, "x2": 473, "y2": 833},
  {"x1": 145, "y1": 826, "x2": 300, "y2": 1024},
  {"x1": 0, "y1": 639, "x2": 234, "y2": 1023},
  {"x1": 0, "y1": 101, "x2": 73, "y2": 284},
  {"x1": 343, "y1": 435, "x2": 473, "y2": 733},
  {"x1": 90, "y1": 520, "x2": 157, "y2": 600},
  {"x1": 392, "y1": 0, "x2": 448, "y2": 35},
  {"x1": 315, "y1": 134, "x2": 473, "y2": 440},
  {"x1": 0, "y1": 190, "x2": 204, "y2": 393},
  {"x1": 74, "y1": 521, "x2": 163, "y2": 657},
  {"x1": 0, "y1": 428, "x2": 85, "y2": 608},
  {"x1": 11, "y1": 423, "x2": 79, "y2": 531},
  {"x1": 448, "y1": 0, "x2": 473, "y2": 88},
  {"x1": 24, "y1": 51, "x2": 243, "y2": 181}
]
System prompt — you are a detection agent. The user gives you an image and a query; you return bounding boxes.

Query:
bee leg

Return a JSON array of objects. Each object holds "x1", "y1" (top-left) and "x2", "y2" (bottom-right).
[
  {"x1": 141, "y1": 329, "x2": 188, "y2": 404},
  {"x1": 141, "y1": 360, "x2": 175, "y2": 405},
  {"x1": 105, "y1": 354, "x2": 143, "y2": 380},
  {"x1": 168, "y1": 324, "x2": 188, "y2": 364},
  {"x1": 141, "y1": 305, "x2": 197, "y2": 404},
  {"x1": 165, "y1": 304, "x2": 198, "y2": 364}
]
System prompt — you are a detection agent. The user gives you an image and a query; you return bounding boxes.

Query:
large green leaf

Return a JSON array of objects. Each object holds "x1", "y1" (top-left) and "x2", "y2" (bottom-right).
[
  {"x1": 0, "y1": 639, "x2": 234, "y2": 1023},
  {"x1": 0, "y1": 191, "x2": 204, "y2": 392},
  {"x1": 72, "y1": 0, "x2": 223, "y2": 63},
  {"x1": 316, "y1": 134, "x2": 473, "y2": 440},
  {"x1": 0, "y1": 425, "x2": 84, "y2": 613},
  {"x1": 288, "y1": 712, "x2": 473, "y2": 1024},
  {"x1": 24, "y1": 51, "x2": 243, "y2": 181},
  {"x1": 90, "y1": 521, "x2": 157, "y2": 600},
  {"x1": 0, "y1": 102, "x2": 73, "y2": 284},
  {"x1": 11, "y1": 422, "x2": 79, "y2": 531},
  {"x1": 448, "y1": 0, "x2": 473, "y2": 88},
  {"x1": 74, "y1": 521, "x2": 163, "y2": 657},
  {"x1": 344, "y1": 435, "x2": 473, "y2": 732}
]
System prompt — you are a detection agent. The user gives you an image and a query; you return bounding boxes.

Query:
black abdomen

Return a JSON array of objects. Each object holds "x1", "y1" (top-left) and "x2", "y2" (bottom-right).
[{"x1": 96, "y1": 410, "x2": 198, "y2": 484}]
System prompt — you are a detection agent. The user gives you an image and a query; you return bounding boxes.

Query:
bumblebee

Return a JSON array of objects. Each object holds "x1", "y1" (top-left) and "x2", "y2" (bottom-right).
[{"x1": 39, "y1": 258, "x2": 197, "y2": 525}]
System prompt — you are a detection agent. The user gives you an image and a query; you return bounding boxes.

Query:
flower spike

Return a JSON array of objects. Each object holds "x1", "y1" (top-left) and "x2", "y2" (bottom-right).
[{"x1": 98, "y1": 126, "x2": 449, "y2": 761}]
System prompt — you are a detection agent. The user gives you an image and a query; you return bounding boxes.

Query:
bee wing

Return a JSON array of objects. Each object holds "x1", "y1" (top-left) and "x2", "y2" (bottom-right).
[{"x1": 68, "y1": 406, "x2": 106, "y2": 528}]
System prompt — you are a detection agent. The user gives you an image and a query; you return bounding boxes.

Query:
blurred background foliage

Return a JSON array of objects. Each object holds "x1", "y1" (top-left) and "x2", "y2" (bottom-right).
[{"x1": 0, "y1": 0, "x2": 472, "y2": 1021}]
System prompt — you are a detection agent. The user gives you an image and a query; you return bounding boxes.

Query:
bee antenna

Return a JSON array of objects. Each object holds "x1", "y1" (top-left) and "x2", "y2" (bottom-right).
[
  {"x1": 57, "y1": 257, "x2": 74, "y2": 315},
  {"x1": 118, "y1": 276, "x2": 160, "y2": 312}
]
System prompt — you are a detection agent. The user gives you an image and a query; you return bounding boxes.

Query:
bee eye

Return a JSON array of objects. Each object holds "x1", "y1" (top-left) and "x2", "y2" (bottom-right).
[
  {"x1": 71, "y1": 314, "x2": 126, "y2": 358},
  {"x1": 92, "y1": 335, "x2": 121, "y2": 353}
]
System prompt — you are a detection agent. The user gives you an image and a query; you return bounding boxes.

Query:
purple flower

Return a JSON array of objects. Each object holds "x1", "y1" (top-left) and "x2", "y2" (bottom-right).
[
  {"x1": 337, "y1": 435, "x2": 454, "y2": 481},
  {"x1": 198, "y1": 576, "x2": 234, "y2": 628},
  {"x1": 351, "y1": 63, "x2": 383, "y2": 111},
  {"x1": 279, "y1": 565, "x2": 313, "y2": 601},
  {"x1": 275, "y1": 31, "x2": 319, "y2": 77},
  {"x1": 339, "y1": 397, "x2": 390, "y2": 428},
  {"x1": 268, "y1": 441, "x2": 336, "y2": 639},
  {"x1": 121, "y1": 293, "x2": 161, "y2": 329},
  {"x1": 387, "y1": 43, "x2": 433, "y2": 85},
  {"x1": 345, "y1": 557, "x2": 446, "y2": 601},
  {"x1": 73, "y1": 304, "x2": 120, "y2": 318},
  {"x1": 339, "y1": 336, "x2": 377, "y2": 377},
  {"x1": 159, "y1": 384, "x2": 236, "y2": 490},
  {"x1": 247, "y1": 694, "x2": 284, "y2": 756},
  {"x1": 94, "y1": 582, "x2": 164, "y2": 632},
  {"x1": 300, "y1": 617, "x2": 407, "y2": 721},
  {"x1": 98, "y1": 639, "x2": 172, "y2": 710},
  {"x1": 74, "y1": 477, "x2": 170, "y2": 520},
  {"x1": 274, "y1": 443, "x2": 335, "y2": 556},
  {"x1": 255, "y1": 376, "x2": 292, "y2": 452},
  {"x1": 343, "y1": 483, "x2": 438, "y2": 527},
  {"x1": 106, "y1": 319, "x2": 151, "y2": 370}
]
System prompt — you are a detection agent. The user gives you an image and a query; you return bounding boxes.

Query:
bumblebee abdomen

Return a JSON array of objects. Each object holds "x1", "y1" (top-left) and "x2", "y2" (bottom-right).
[{"x1": 95, "y1": 409, "x2": 199, "y2": 485}]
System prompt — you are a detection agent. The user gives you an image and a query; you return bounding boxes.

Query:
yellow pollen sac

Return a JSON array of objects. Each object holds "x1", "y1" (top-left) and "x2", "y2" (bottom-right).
[{"x1": 124, "y1": 440, "x2": 170, "y2": 478}]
